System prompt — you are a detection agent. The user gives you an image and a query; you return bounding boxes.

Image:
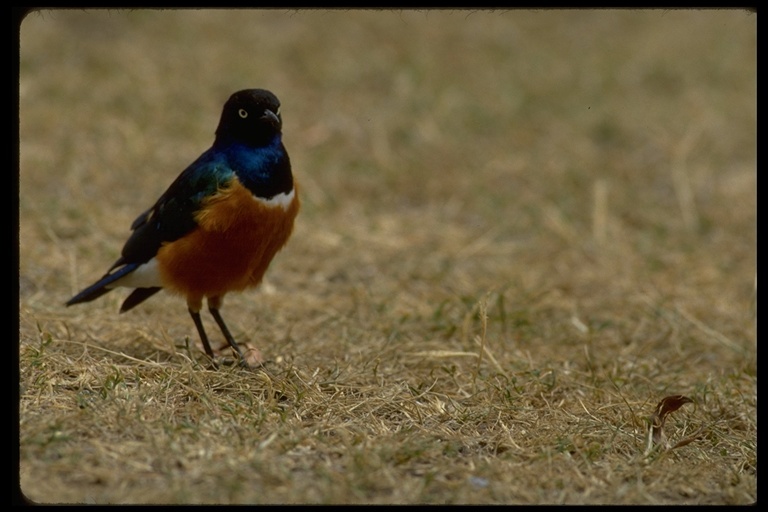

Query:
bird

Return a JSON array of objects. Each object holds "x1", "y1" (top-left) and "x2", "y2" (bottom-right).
[{"x1": 66, "y1": 89, "x2": 299, "y2": 368}]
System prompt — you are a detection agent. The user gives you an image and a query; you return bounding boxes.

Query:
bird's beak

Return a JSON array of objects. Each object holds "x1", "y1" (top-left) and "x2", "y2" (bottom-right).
[{"x1": 262, "y1": 109, "x2": 281, "y2": 126}]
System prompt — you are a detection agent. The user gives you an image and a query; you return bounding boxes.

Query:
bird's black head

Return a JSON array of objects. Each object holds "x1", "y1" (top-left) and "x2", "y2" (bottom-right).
[{"x1": 215, "y1": 89, "x2": 283, "y2": 147}]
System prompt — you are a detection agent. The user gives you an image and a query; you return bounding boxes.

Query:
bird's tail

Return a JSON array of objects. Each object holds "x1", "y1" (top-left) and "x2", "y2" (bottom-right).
[
  {"x1": 65, "y1": 263, "x2": 141, "y2": 306},
  {"x1": 119, "y1": 287, "x2": 162, "y2": 312}
]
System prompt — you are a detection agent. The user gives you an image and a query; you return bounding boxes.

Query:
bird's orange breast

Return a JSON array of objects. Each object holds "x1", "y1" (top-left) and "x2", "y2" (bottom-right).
[{"x1": 155, "y1": 179, "x2": 299, "y2": 302}]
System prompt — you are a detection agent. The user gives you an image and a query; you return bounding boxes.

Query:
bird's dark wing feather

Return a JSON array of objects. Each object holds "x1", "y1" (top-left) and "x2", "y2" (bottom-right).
[{"x1": 66, "y1": 151, "x2": 231, "y2": 307}]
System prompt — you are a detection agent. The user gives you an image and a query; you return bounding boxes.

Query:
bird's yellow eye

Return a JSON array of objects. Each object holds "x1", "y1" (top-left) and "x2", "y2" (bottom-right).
[{"x1": 238, "y1": 109, "x2": 248, "y2": 118}]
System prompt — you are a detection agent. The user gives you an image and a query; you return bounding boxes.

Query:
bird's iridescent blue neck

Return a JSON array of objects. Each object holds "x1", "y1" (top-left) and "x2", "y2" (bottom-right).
[{"x1": 210, "y1": 135, "x2": 293, "y2": 199}]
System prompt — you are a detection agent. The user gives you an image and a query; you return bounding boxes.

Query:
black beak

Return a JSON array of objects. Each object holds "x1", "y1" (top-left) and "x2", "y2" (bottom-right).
[{"x1": 262, "y1": 109, "x2": 281, "y2": 127}]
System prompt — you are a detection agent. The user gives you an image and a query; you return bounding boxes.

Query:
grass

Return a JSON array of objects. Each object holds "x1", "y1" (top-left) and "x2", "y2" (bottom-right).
[{"x1": 18, "y1": 8, "x2": 755, "y2": 504}]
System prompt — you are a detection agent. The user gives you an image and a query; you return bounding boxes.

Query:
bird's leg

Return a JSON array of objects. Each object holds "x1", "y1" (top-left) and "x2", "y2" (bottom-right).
[
  {"x1": 207, "y1": 296, "x2": 249, "y2": 367},
  {"x1": 187, "y1": 297, "x2": 215, "y2": 360}
]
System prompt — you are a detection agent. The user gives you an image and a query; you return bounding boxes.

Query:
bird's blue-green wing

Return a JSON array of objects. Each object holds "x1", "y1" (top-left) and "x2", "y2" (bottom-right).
[{"x1": 114, "y1": 150, "x2": 234, "y2": 268}]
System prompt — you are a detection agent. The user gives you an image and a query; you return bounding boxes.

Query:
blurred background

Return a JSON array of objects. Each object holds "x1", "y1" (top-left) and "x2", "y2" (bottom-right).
[{"x1": 20, "y1": 9, "x2": 755, "y2": 361}]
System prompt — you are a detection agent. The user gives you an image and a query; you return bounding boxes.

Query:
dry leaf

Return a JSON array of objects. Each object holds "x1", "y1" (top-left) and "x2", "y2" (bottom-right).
[{"x1": 645, "y1": 395, "x2": 694, "y2": 454}]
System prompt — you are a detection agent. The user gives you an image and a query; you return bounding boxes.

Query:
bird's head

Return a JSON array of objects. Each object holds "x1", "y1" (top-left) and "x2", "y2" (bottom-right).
[{"x1": 215, "y1": 89, "x2": 283, "y2": 147}]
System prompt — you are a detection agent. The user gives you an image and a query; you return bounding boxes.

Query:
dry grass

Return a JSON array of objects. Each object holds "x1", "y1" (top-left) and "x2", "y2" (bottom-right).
[{"x1": 18, "y1": 9, "x2": 755, "y2": 504}]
